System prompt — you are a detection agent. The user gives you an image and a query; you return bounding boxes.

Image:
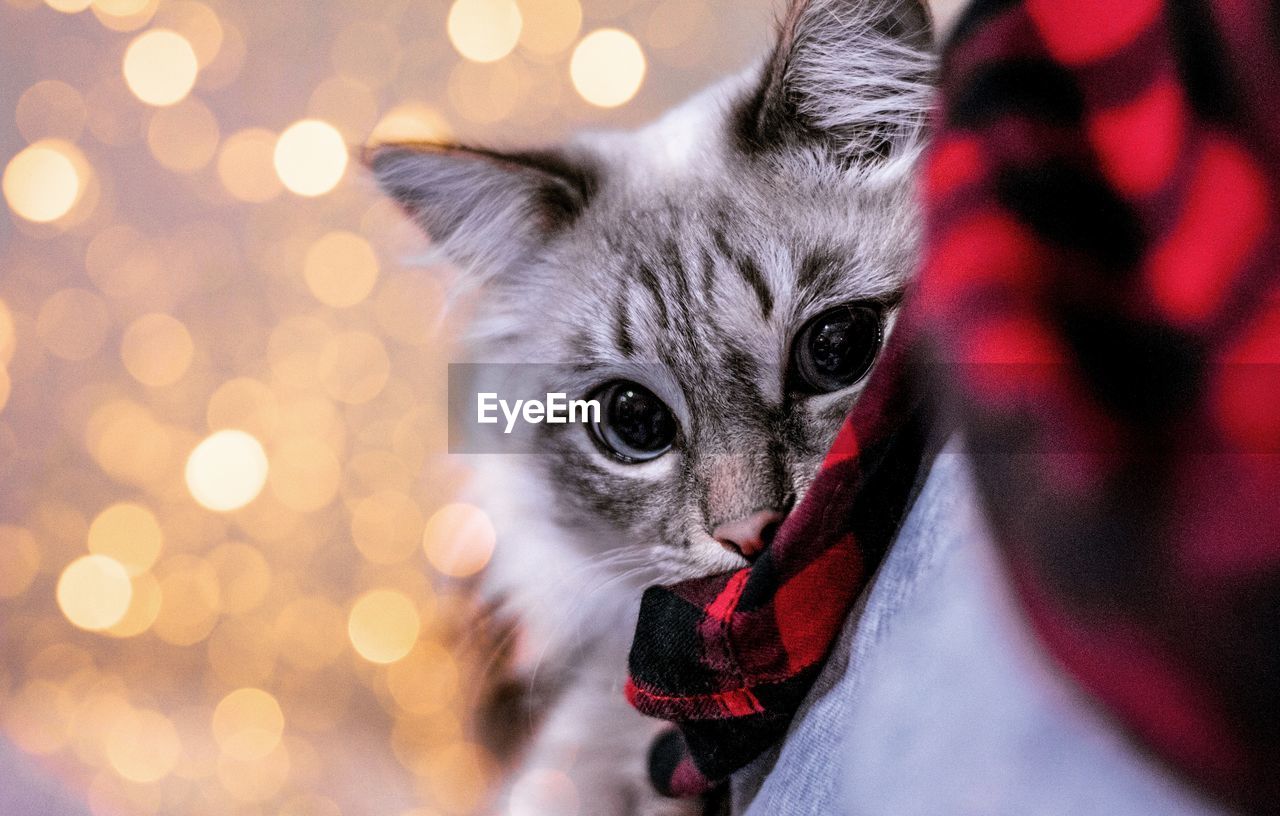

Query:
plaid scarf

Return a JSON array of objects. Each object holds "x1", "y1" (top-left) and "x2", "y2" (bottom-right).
[{"x1": 629, "y1": 0, "x2": 1280, "y2": 810}]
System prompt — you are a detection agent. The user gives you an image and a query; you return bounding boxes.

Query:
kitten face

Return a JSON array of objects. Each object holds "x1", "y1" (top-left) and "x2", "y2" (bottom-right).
[
  {"x1": 493, "y1": 132, "x2": 920, "y2": 579},
  {"x1": 371, "y1": 0, "x2": 934, "y2": 584}
]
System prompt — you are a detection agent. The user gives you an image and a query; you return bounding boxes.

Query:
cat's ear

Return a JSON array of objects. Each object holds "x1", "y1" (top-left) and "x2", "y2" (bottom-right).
[
  {"x1": 737, "y1": 0, "x2": 935, "y2": 162},
  {"x1": 364, "y1": 143, "x2": 596, "y2": 273}
]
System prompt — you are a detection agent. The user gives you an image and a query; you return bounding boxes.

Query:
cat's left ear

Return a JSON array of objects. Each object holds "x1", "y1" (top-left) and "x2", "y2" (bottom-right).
[
  {"x1": 738, "y1": 0, "x2": 935, "y2": 163},
  {"x1": 364, "y1": 143, "x2": 596, "y2": 275}
]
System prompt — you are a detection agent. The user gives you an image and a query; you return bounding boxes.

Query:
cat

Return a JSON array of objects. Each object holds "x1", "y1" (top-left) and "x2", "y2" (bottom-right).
[{"x1": 368, "y1": 0, "x2": 935, "y2": 812}]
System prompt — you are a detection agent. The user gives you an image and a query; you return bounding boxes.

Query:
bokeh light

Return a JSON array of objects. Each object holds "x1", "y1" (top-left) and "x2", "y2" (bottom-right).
[
  {"x1": 518, "y1": 0, "x2": 583, "y2": 56},
  {"x1": 3, "y1": 141, "x2": 83, "y2": 223},
  {"x1": 319, "y1": 330, "x2": 391, "y2": 404},
  {"x1": 94, "y1": 0, "x2": 160, "y2": 31},
  {"x1": 304, "y1": 231, "x2": 380, "y2": 308},
  {"x1": 185, "y1": 430, "x2": 269, "y2": 511},
  {"x1": 570, "y1": 28, "x2": 647, "y2": 107},
  {"x1": 105, "y1": 708, "x2": 181, "y2": 783},
  {"x1": 273, "y1": 119, "x2": 349, "y2": 197},
  {"x1": 36, "y1": 288, "x2": 110, "y2": 361},
  {"x1": 87, "y1": 503, "x2": 163, "y2": 575},
  {"x1": 217, "y1": 127, "x2": 283, "y2": 202},
  {"x1": 120, "y1": 313, "x2": 195, "y2": 387},
  {"x1": 57, "y1": 555, "x2": 133, "y2": 632},
  {"x1": 45, "y1": 0, "x2": 93, "y2": 12},
  {"x1": 213, "y1": 687, "x2": 284, "y2": 760},
  {"x1": 146, "y1": 96, "x2": 220, "y2": 173},
  {"x1": 0, "y1": 2, "x2": 769, "y2": 812},
  {"x1": 154, "y1": 0, "x2": 223, "y2": 68},
  {"x1": 370, "y1": 103, "x2": 453, "y2": 145},
  {"x1": 423, "y1": 503, "x2": 496, "y2": 578},
  {"x1": 447, "y1": 0, "x2": 523, "y2": 63},
  {"x1": 352, "y1": 490, "x2": 425, "y2": 565},
  {"x1": 331, "y1": 21, "x2": 402, "y2": 88},
  {"x1": 0, "y1": 526, "x2": 41, "y2": 599},
  {"x1": 347, "y1": 589, "x2": 420, "y2": 664},
  {"x1": 122, "y1": 29, "x2": 199, "y2": 106},
  {"x1": 16, "y1": 80, "x2": 88, "y2": 142},
  {"x1": 152, "y1": 555, "x2": 221, "y2": 645},
  {"x1": 106, "y1": 572, "x2": 162, "y2": 637}
]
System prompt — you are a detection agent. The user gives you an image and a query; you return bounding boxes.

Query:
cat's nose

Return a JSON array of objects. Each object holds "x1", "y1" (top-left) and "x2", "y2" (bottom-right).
[{"x1": 714, "y1": 510, "x2": 786, "y2": 561}]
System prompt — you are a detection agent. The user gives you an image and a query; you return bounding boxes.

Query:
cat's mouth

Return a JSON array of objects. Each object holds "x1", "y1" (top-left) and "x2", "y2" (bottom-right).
[{"x1": 662, "y1": 537, "x2": 751, "y2": 581}]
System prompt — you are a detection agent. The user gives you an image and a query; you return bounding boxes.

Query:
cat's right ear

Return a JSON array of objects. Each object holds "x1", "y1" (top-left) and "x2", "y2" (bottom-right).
[{"x1": 364, "y1": 143, "x2": 596, "y2": 274}]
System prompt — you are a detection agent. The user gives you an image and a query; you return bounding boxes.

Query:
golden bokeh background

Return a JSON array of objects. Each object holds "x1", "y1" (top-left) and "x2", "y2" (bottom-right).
[{"x1": 0, "y1": 0, "x2": 772, "y2": 813}]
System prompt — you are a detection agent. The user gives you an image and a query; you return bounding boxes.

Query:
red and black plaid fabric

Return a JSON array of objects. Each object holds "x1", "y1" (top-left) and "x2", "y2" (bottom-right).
[
  {"x1": 628, "y1": 0, "x2": 1280, "y2": 809},
  {"x1": 920, "y1": 0, "x2": 1280, "y2": 811}
]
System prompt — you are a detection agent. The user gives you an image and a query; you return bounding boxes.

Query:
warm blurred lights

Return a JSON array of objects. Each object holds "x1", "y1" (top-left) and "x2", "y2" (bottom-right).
[
  {"x1": 347, "y1": 589, "x2": 420, "y2": 664},
  {"x1": 123, "y1": 29, "x2": 199, "y2": 106},
  {"x1": 319, "y1": 330, "x2": 391, "y2": 404},
  {"x1": 447, "y1": 0, "x2": 523, "y2": 63},
  {"x1": 268, "y1": 316, "x2": 333, "y2": 389},
  {"x1": 267, "y1": 435, "x2": 341, "y2": 513},
  {"x1": 273, "y1": 119, "x2": 348, "y2": 197},
  {"x1": 85, "y1": 225, "x2": 162, "y2": 298},
  {"x1": 45, "y1": 0, "x2": 92, "y2": 11},
  {"x1": 0, "y1": 525, "x2": 41, "y2": 598},
  {"x1": 3, "y1": 141, "x2": 83, "y2": 223},
  {"x1": 85, "y1": 399, "x2": 174, "y2": 486},
  {"x1": 351, "y1": 490, "x2": 424, "y2": 565},
  {"x1": 152, "y1": 556, "x2": 221, "y2": 645},
  {"x1": 370, "y1": 104, "x2": 453, "y2": 145},
  {"x1": 185, "y1": 429, "x2": 269, "y2": 511},
  {"x1": 121, "y1": 313, "x2": 195, "y2": 387},
  {"x1": 517, "y1": 0, "x2": 582, "y2": 56},
  {"x1": 94, "y1": 0, "x2": 151, "y2": 16},
  {"x1": 217, "y1": 740, "x2": 292, "y2": 802},
  {"x1": 212, "y1": 687, "x2": 284, "y2": 760},
  {"x1": 448, "y1": 56, "x2": 521, "y2": 124},
  {"x1": 308, "y1": 76, "x2": 380, "y2": 143},
  {"x1": 207, "y1": 542, "x2": 271, "y2": 616},
  {"x1": 105, "y1": 708, "x2": 181, "y2": 783},
  {"x1": 36, "y1": 288, "x2": 110, "y2": 361},
  {"x1": 385, "y1": 642, "x2": 458, "y2": 715},
  {"x1": 422, "y1": 503, "x2": 496, "y2": 578},
  {"x1": 570, "y1": 29, "x2": 646, "y2": 108},
  {"x1": 206, "y1": 377, "x2": 278, "y2": 440},
  {"x1": 218, "y1": 127, "x2": 283, "y2": 202},
  {"x1": 304, "y1": 231, "x2": 380, "y2": 308},
  {"x1": 331, "y1": 21, "x2": 402, "y2": 88},
  {"x1": 16, "y1": 80, "x2": 88, "y2": 142},
  {"x1": 275, "y1": 596, "x2": 346, "y2": 671},
  {"x1": 5, "y1": 680, "x2": 73, "y2": 755},
  {"x1": 93, "y1": 0, "x2": 160, "y2": 31},
  {"x1": 105, "y1": 572, "x2": 162, "y2": 637},
  {"x1": 57, "y1": 554, "x2": 134, "y2": 632},
  {"x1": 0, "y1": 0, "x2": 745, "y2": 810},
  {"x1": 424, "y1": 742, "x2": 490, "y2": 814},
  {"x1": 87, "y1": 503, "x2": 163, "y2": 575},
  {"x1": 0, "y1": 299, "x2": 15, "y2": 366},
  {"x1": 146, "y1": 97, "x2": 220, "y2": 173},
  {"x1": 154, "y1": 0, "x2": 223, "y2": 67}
]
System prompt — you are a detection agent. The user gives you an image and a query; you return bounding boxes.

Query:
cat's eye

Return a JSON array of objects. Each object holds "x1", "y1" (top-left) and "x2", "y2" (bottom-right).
[
  {"x1": 588, "y1": 381, "x2": 677, "y2": 463},
  {"x1": 790, "y1": 304, "x2": 883, "y2": 394}
]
